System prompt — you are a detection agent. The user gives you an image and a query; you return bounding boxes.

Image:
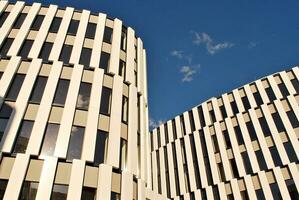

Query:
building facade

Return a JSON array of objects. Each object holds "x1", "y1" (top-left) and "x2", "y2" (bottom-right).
[
  {"x1": 150, "y1": 67, "x2": 299, "y2": 199},
  {"x1": 0, "y1": 1, "x2": 165, "y2": 200}
]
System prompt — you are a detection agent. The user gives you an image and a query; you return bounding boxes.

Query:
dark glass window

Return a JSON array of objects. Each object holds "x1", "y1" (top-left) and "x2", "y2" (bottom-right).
[
  {"x1": 209, "y1": 110, "x2": 216, "y2": 123},
  {"x1": 49, "y1": 17, "x2": 62, "y2": 33},
  {"x1": 0, "y1": 103, "x2": 13, "y2": 118},
  {"x1": 51, "y1": 184, "x2": 68, "y2": 199},
  {"x1": 81, "y1": 187, "x2": 96, "y2": 200},
  {"x1": 164, "y1": 124, "x2": 169, "y2": 144},
  {"x1": 38, "y1": 42, "x2": 53, "y2": 60},
  {"x1": 103, "y1": 26, "x2": 113, "y2": 43},
  {"x1": 6, "y1": 74, "x2": 25, "y2": 101},
  {"x1": 223, "y1": 129, "x2": 231, "y2": 149},
  {"x1": 100, "y1": 87, "x2": 112, "y2": 115},
  {"x1": 19, "y1": 181, "x2": 38, "y2": 200},
  {"x1": 258, "y1": 117, "x2": 271, "y2": 137},
  {"x1": 253, "y1": 91, "x2": 263, "y2": 106},
  {"x1": 0, "y1": 12, "x2": 9, "y2": 28},
  {"x1": 217, "y1": 163, "x2": 225, "y2": 182},
  {"x1": 284, "y1": 141, "x2": 297, "y2": 162},
  {"x1": 220, "y1": 105, "x2": 227, "y2": 119},
  {"x1": 269, "y1": 146, "x2": 282, "y2": 166},
  {"x1": 85, "y1": 23, "x2": 96, "y2": 39},
  {"x1": 13, "y1": 13, "x2": 27, "y2": 29},
  {"x1": 234, "y1": 125, "x2": 244, "y2": 145},
  {"x1": 122, "y1": 96, "x2": 128, "y2": 123},
  {"x1": 119, "y1": 138, "x2": 127, "y2": 170},
  {"x1": 265, "y1": 86, "x2": 276, "y2": 101},
  {"x1": 79, "y1": 48, "x2": 92, "y2": 68},
  {"x1": 255, "y1": 150, "x2": 267, "y2": 171},
  {"x1": 241, "y1": 191, "x2": 249, "y2": 200},
  {"x1": 241, "y1": 95, "x2": 251, "y2": 110},
  {"x1": 291, "y1": 78, "x2": 299, "y2": 93},
  {"x1": 286, "y1": 110, "x2": 299, "y2": 128},
  {"x1": 76, "y1": 82, "x2": 91, "y2": 110},
  {"x1": 0, "y1": 72, "x2": 3, "y2": 80},
  {"x1": 246, "y1": 121, "x2": 257, "y2": 141},
  {"x1": 94, "y1": 130, "x2": 108, "y2": 165},
  {"x1": 197, "y1": 106, "x2": 205, "y2": 127},
  {"x1": 272, "y1": 112, "x2": 285, "y2": 133},
  {"x1": 270, "y1": 183, "x2": 282, "y2": 200},
  {"x1": 118, "y1": 60, "x2": 126, "y2": 78},
  {"x1": 157, "y1": 128, "x2": 161, "y2": 148},
  {"x1": 40, "y1": 123, "x2": 60, "y2": 157},
  {"x1": 120, "y1": 31, "x2": 126, "y2": 51},
  {"x1": 0, "y1": 118, "x2": 8, "y2": 141},
  {"x1": 241, "y1": 151, "x2": 253, "y2": 174},
  {"x1": 66, "y1": 126, "x2": 85, "y2": 160},
  {"x1": 286, "y1": 179, "x2": 299, "y2": 199},
  {"x1": 13, "y1": 120, "x2": 34, "y2": 154},
  {"x1": 189, "y1": 135, "x2": 201, "y2": 188},
  {"x1": 29, "y1": 76, "x2": 47, "y2": 103},
  {"x1": 230, "y1": 100, "x2": 239, "y2": 114},
  {"x1": 31, "y1": 15, "x2": 44, "y2": 30},
  {"x1": 0, "y1": 38, "x2": 13, "y2": 56},
  {"x1": 67, "y1": 19, "x2": 79, "y2": 35},
  {"x1": 172, "y1": 119, "x2": 177, "y2": 139},
  {"x1": 278, "y1": 82, "x2": 289, "y2": 97},
  {"x1": 172, "y1": 143, "x2": 180, "y2": 195},
  {"x1": 111, "y1": 192, "x2": 120, "y2": 200},
  {"x1": 18, "y1": 40, "x2": 33, "y2": 58},
  {"x1": 230, "y1": 158, "x2": 239, "y2": 178},
  {"x1": 212, "y1": 134, "x2": 219, "y2": 153},
  {"x1": 213, "y1": 186, "x2": 220, "y2": 200},
  {"x1": 0, "y1": 180, "x2": 8, "y2": 199},
  {"x1": 59, "y1": 44, "x2": 73, "y2": 64},
  {"x1": 180, "y1": 115, "x2": 186, "y2": 135},
  {"x1": 53, "y1": 79, "x2": 70, "y2": 106},
  {"x1": 188, "y1": 111, "x2": 195, "y2": 132},
  {"x1": 99, "y1": 52, "x2": 110, "y2": 72},
  {"x1": 256, "y1": 189, "x2": 266, "y2": 200}
]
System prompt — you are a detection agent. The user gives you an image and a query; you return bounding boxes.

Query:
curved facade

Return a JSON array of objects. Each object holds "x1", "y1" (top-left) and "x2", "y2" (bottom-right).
[
  {"x1": 0, "y1": 1, "x2": 162, "y2": 200},
  {"x1": 150, "y1": 67, "x2": 299, "y2": 199}
]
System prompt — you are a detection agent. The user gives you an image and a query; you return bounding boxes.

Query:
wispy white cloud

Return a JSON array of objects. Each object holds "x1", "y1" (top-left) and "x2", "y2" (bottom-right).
[
  {"x1": 192, "y1": 32, "x2": 233, "y2": 55},
  {"x1": 180, "y1": 64, "x2": 200, "y2": 82},
  {"x1": 171, "y1": 50, "x2": 192, "y2": 63},
  {"x1": 248, "y1": 41, "x2": 258, "y2": 49},
  {"x1": 149, "y1": 118, "x2": 165, "y2": 130}
]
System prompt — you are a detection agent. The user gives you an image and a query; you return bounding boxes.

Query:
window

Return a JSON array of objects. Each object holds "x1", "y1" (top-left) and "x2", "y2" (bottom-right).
[
  {"x1": 255, "y1": 189, "x2": 266, "y2": 200},
  {"x1": 291, "y1": 78, "x2": 299, "y2": 93},
  {"x1": 230, "y1": 158, "x2": 239, "y2": 178},
  {"x1": 271, "y1": 112, "x2": 285, "y2": 133},
  {"x1": 189, "y1": 135, "x2": 201, "y2": 189},
  {"x1": 13, "y1": 13, "x2": 26, "y2": 29},
  {"x1": 103, "y1": 26, "x2": 113, "y2": 43},
  {"x1": 265, "y1": 86, "x2": 276, "y2": 101},
  {"x1": 99, "y1": 52, "x2": 110, "y2": 72},
  {"x1": 286, "y1": 179, "x2": 299, "y2": 199},
  {"x1": 223, "y1": 129, "x2": 231, "y2": 149},
  {"x1": 51, "y1": 184, "x2": 68, "y2": 199},
  {"x1": 49, "y1": 17, "x2": 62, "y2": 33},
  {"x1": 241, "y1": 152, "x2": 253, "y2": 174},
  {"x1": 164, "y1": 124, "x2": 169, "y2": 144},
  {"x1": 189, "y1": 111, "x2": 196, "y2": 132},
  {"x1": 31, "y1": 15, "x2": 44, "y2": 30},
  {"x1": 81, "y1": 187, "x2": 96, "y2": 200},
  {"x1": 38, "y1": 42, "x2": 53, "y2": 60},
  {"x1": 230, "y1": 100, "x2": 239, "y2": 114},
  {"x1": 53, "y1": 79, "x2": 70, "y2": 106},
  {"x1": 220, "y1": 105, "x2": 227, "y2": 119},
  {"x1": 197, "y1": 106, "x2": 205, "y2": 127},
  {"x1": 119, "y1": 138, "x2": 127, "y2": 170},
  {"x1": 209, "y1": 110, "x2": 216, "y2": 123},
  {"x1": 211, "y1": 134, "x2": 219, "y2": 153},
  {"x1": 180, "y1": 115, "x2": 186, "y2": 135},
  {"x1": 0, "y1": 72, "x2": 3, "y2": 80},
  {"x1": 286, "y1": 110, "x2": 299, "y2": 128},
  {"x1": 6, "y1": 74, "x2": 25, "y2": 101},
  {"x1": 0, "y1": 12, "x2": 9, "y2": 28},
  {"x1": 253, "y1": 91, "x2": 263, "y2": 106},
  {"x1": 94, "y1": 131, "x2": 108, "y2": 165},
  {"x1": 118, "y1": 60, "x2": 126, "y2": 78},
  {"x1": 0, "y1": 38, "x2": 13, "y2": 56},
  {"x1": 0, "y1": 180, "x2": 8, "y2": 199},
  {"x1": 172, "y1": 119, "x2": 177, "y2": 139},
  {"x1": 66, "y1": 126, "x2": 85, "y2": 160},
  {"x1": 13, "y1": 120, "x2": 34, "y2": 154},
  {"x1": 100, "y1": 87, "x2": 112, "y2": 115},
  {"x1": 59, "y1": 44, "x2": 73, "y2": 64},
  {"x1": 29, "y1": 76, "x2": 48, "y2": 103},
  {"x1": 85, "y1": 23, "x2": 96, "y2": 39},
  {"x1": 217, "y1": 163, "x2": 225, "y2": 182},
  {"x1": 111, "y1": 192, "x2": 120, "y2": 200},
  {"x1": 120, "y1": 30, "x2": 126, "y2": 51},
  {"x1": 258, "y1": 117, "x2": 271, "y2": 137},
  {"x1": 19, "y1": 181, "x2": 38, "y2": 200},
  {"x1": 270, "y1": 183, "x2": 282, "y2": 200},
  {"x1": 18, "y1": 40, "x2": 33, "y2": 58},
  {"x1": 40, "y1": 123, "x2": 60, "y2": 158},
  {"x1": 255, "y1": 150, "x2": 267, "y2": 171},
  {"x1": 0, "y1": 103, "x2": 13, "y2": 119},
  {"x1": 134, "y1": 71, "x2": 137, "y2": 87},
  {"x1": 79, "y1": 48, "x2": 92, "y2": 68},
  {"x1": 122, "y1": 96, "x2": 128, "y2": 123},
  {"x1": 67, "y1": 19, "x2": 79, "y2": 35},
  {"x1": 241, "y1": 95, "x2": 251, "y2": 110},
  {"x1": 284, "y1": 141, "x2": 297, "y2": 162},
  {"x1": 76, "y1": 82, "x2": 92, "y2": 110},
  {"x1": 278, "y1": 82, "x2": 289, "y2": 97},
  {"x1": 269, "y1": 146, "x2": 282, "y2": 166},
  {"x1": 246, "y1": 121, "x2": 257, "y2": 141}
]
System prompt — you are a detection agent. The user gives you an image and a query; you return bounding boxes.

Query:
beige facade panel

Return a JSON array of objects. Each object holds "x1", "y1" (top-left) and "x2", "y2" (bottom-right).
[
  {"x1": 0, "y1": 1, "x2": 8, "y2": 14},
  {"x1": 151, "y1": 152, "x2": 158, "y2": 192},
  {"x1": 166, "y1": 144, "x2": 177, "y2": 198},
  {"x1": 108, "y1": 18, "x2": 122, "y2": 75},
  {"x1": 121, "y1": 171, "x2": 133, "y2": 200},
  {"x1": 211, "y1": 98, "x2": 222, "y2": 121},
  {"x1": 183, "y1": 111, "x2": 192, "y2": 135},
  {"x1": 268, "y1": 75, "x2": 283, "y2": 99},
  {"x1": 222, "y1": 93, "x2": 234, "y2": 117},
  {"x1": 175, "y1": 116, "x2": 183, "y2": 138},
  {"x1": 159, "y1": 148, "x2": 167, "y2": 196},
  {"x1": 125, "y1": 27, "x2": 135, "y2": 84},
  {"x1": 217, "y1": 183, "x2": 228, "y2": 200},
  {"x1": 255, "y1": 79, "x2": 270, "y2": 104},
  {"x1": 244, "y1": 84, "x2": 257, "y2": 108},
  {"x1": 137, "y1": 38, "x2": 144, "y2": 94},
  {"x1": 192, "y1": 107, "x2": 201, "y2": 130},
  {"x1": 258, "y1": 171, "x2": 273, "y2": 200}
]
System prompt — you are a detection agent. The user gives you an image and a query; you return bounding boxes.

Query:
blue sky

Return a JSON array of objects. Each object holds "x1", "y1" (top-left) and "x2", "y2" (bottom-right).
[{"x1": 23, "y1": 0, "x2": 299, "y2": 129}]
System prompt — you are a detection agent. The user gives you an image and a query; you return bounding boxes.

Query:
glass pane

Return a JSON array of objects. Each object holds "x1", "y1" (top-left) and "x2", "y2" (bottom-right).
[
  {"x1": 0, "y1": 103, "x2": 13, "y2": 118},
  {"x1": 67, "y1": 20, "x2": 79, "y2": 35},
  {"x1": 40, "y1": 123, "x2": 60, "y2": 158},
  {"x1": 103, "y1": 27, "x2": 113, "y2": 43},
  {"x1": 79, "y1": 48, "x2": 92, "y2": 68},
  {"x1": 39, "y1": 42, "x2": 53, "y2": 60},
  {"x1": 13, "y1": 13, "x2": 27, "y2": 29},
  {"x1": 99, "y1": 52, "x2": 110, "y2": 72},
  {"x1": 94, "y1": 131, "x2": 108, "y2": 165},
  {"x1": 0, "y1": 179, "x2": 8, "y2": 200},
  {"x1": 30, "y1": 76, "x2": 48, "y2": 103},
  {"x1": 122, "y1": 96, "x2": 128, "y2": 123},
  {"x1": 0, "y1": 38, "x2": 13, "y2": 56},
  {"x1": 13, "y1": 120, "x2": 34, "y2": 154},
  {"x1": 85, "y1": 23, "x2": 96, "y2": 39},
  {"x1": 66, "y1": 126, "x2": 84, "y2": 160},
  {"x1": 49, "y1": 17, "x2": 62, "y2": 33},
  {"x1": 7, "y1": 74, "x2": 25, "y2": 100},
  {"x1": 81, "y1": 187, "x2": 96, "y2": 200},
  {"x1": 118, "y1": 60, "x2": 126, "y2": 78},
  {"x1": 265, "y1": 86, "x2": 276, "y2": 101},
  {"x1": 51, "y1": 184, "x2": 68, "y2": 200},
  {"x1": 53, "y1": 79, "x2": 70, "y2": 106},
  {"x1": 19, "y1": 181, "x2": 38, "y2": 200},
  {"x1": 76, "y1": 82, "x2": 91, "y2": 110},
  {"x1": 100, "y1": 87, "x2": 112, "y2": 115},
  {"x1": 0, "y1": 12, "x2": 9, "y2": 28},
  {"x1": 31, "y1": 15, "x2": 44, "y2": 31},
  {"x1": 59, "y1": 45, "x2": 73, "y2": 64},
  {"x1": 18, "y1": 40, "x2": 33, "y2": 58}
]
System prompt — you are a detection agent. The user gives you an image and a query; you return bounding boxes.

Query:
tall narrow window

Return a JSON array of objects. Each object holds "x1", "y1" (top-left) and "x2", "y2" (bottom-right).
[
  {"x1": 81, "y1": 187, "x2": 96, "y2": 200},
  {"x1": 49, "y1": 17, "x2": 62, "y2": 33},
  {"x1": 31, "y1": 15, "x2": 44, "y2": 31},
  {"x1": 13, "y1": 120, "x2": 34, "y2": 154},
  {"x1": 103, "y1": 27, "x2": 113, "y2": 43},
  {"x1": 255, "y1": 150, "x2": 267, "y2": 171},
  {"x1": 120, "y1": 30, "x2": 126, "y2": 51},
  {"x1": 246, "y1": 121, "x2": 257, "y2": 141},
  {"x1": 19, "y1": 181, "x2": 38, "y2": 200},
  {"x1": 118, "y1": 60, "x2": 126, "y2": 78},
  {"x1": 6, "y1": 74, "x2": 25, "y2": 101},
  {"x1": 85, "y1": 23, "x2": 96, "y2": 39},
  {"x1": 13, "y1": 13, "x2": 26, "y2": 29},
  {"x1": 271, "y1": 112, "x2": 285, "y2": 133},
  {"x1": 51, "y1": 184, "x2": 68, "y2": 199},
  {"x1": 172, "y1": 119, "x2": 177, "y2": 139},
  {"x1": 233, "y1": 125, "x2": 244, "y2": 145},
  {"x1": 220, "y1": 105, "x2": 227, "y2": 119},
  {"x1": 269, "y1": 146, "x2": 282, "y2": 166},
  {"x1": 0, "y1": 38, "x2": 13, "y2": 56},
  {"x1": 94, "y1": 131, "x2": 108, "y2": 165},
  {"x1": 67, "y1": 19, "x2": 79, "y2": 35},
  {"x1": 284, "y1": 141, "x2": 297, "y2": 162},
  {"x1": 265, "y1": 86, "x2": 276, "y2": 101},
  {"x1": 241, "y1": 95, "x2": 251, "y2": 110},
  {"x1": 59, "y1": 44, "x2": 73, "y2": 64},
  {"x1": 40, "y1": 123, "x2": 60, "y2": 158},
  {"x1": 188, "y1": 110, "x2": 196, "y2": 132},
  {"x1": 122, "y1": 96, "x2": 128, "y2": 123},
  {"x1": 209, "y1": 109, "x2": 216, "y2": 123},
  {"x1": 230, "y1": 158, "x2": 239, "y2": 178},
  {"x1": 66, "y1": 126, "x2": 85, "y2": 160},
  {"x1": 29, "y1": 76, "x2": 48, "y2": 103},
  {"x1": 100, "y1": 87, "x2": 112, "y2": 115},
  {"x1": 241, "y1": 151, "x2": 253, "y2": 174},
  {"x1": 76, "y1": 83, "x2": 92, "y2": 110},
  {"x1": 278, "y1": 82, "x2": 289, "y2": 97},
  {"x1": 230, "y1": 100, "x2": 239, "y2": 114},
  {"x1": 197, "y1": 106, "x2": 205, "y2": 127},
  {"x1": 0, "y1": 180, "x2": 8, "y2": 199},
  {"x1": 223, "y1": 129, "x2": 231, "y2": 149},
  {"x1": 111, "y1": 192, "x2": 120, "y2": 200},
  {"x1": 180, "y1": 115, "x2": 186, "y2": 135},
  {"x1": 258, "y1": 117, "x2": 271, "y2": 137},
  {"x1": 211, "y1": 134, "x2": 219, "y2": 153},
  {"x1": 38, "y1": 42, "x2": 53, "y2": 60},
  {"x1": 119, "y1": 138, "x2": 127, "y2": 170},
  {"x1": 99, "y1": 52, "x2": 110, "y2": 72},
  {"x1": 291, "y1": 78, "x2": 299, "y2": 93},
  {"x1": 253, "y1": 91, "x2": 263, "y2": 106},
  {"x1": 53, "y1": 79, "x2": 70, "y2": 106},
  {"x1": 18, "y1": 40, "x2": 33, "y2": 58},
  {"x1": 286, "y1": 109, "x2": 299, "y2": 128},
  {"x1": 79, "y1": 48, "x2": 92, "y2": 68},
  {"x1": 0, "y1": 12, "x2": 9, "y2": 28}
]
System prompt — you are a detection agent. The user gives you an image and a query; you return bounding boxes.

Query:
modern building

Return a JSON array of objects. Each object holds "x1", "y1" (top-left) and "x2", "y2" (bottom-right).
[
  {"x1": 0, "y1": 1, "x2": 165, "y2": 200},
  {"x1": 150, "y1": 66, "x2": 299, "y2": 199}
]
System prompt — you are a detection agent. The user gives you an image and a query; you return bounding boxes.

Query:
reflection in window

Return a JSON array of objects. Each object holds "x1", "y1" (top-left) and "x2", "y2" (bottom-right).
[
  {"x1": 0, "y1": 12, "x2": 9, "y2": 28},
  {"x1": 94, "y1": 131, "x2": 108, "y2": 165},
  {"x1": 13, "y1": 13, "x2": 27, "y2": 29},
  {"x1": 13, "y1": 120, "x2": 34, "y2": 154},
  {"x1": 67, "y1": 20, "x2": 79, "y2": 35},
  {"x1": 85, "y1": 23, "x2": 96, "y2": 39},
  {"x1": 53, "y1": 79, "x2": 70, "y2": 106},
  {"x1": 0, "y1": 103, "x2": 13, "y2": 119},
  {"x1": 76, "y1": 83, "x2": 91, "y2": 110},
  {"x1": 31, "y1": 15, "x2": 44, "y2": 31},
  {"x1": 7, "y1": 74, "x2": 25, "y2": 100},
  {"x1": 51, "y1": 184, "x2": 68, "y2": 199},
  {"x1": 103, "y1": 27, "x2": 113, "y2": 43},
  {"x1": 19, "y1": 181, "x2": 38, "y2": 200},
  {"x1": 79, "y1": 48, "x2": 92, "y2": 68},
  {"x1": 18, "y1": 40, "x2": 33, "y2": 58},
  {"x1": 0, "y1": 38, "x2": 13, "y2": 56},
  {"x1": 81, "y1": 187, "x2": 96, "y2": 200},
  {"x1": 66, "y1": 126, "x2": 84, "y2": 160},
  {"x1": 29, "y1": 76, "x2": 48, "y2": 103},
  {"x1": 99, "y1": 52, "x2": 110, "y2": 72},
  {"x1": 118, "y1": 60, "x2": 126, "y2": 78},
  {"x1": 49, "y1": 17, "x2": 62, "y2": 33},
  {"x1": 40, "y1": 123, "x2": 60, "y2": 158},
  {"x1": 100, "y1": 87, "x2": 112, "y2": 115},
  {"x1": 119, "y1": 138, "x2": 127, "y2": 170},
  {"x1": 0, "y1": 179, "x2": 8, "y2": 199},
  {"x1": 39, "y1": 42, "x2": 53, "y2": 60},
  {"x1": 111, "y1": 192, "x2": 121, "y2": 200},
  {"x1": 59, "y1": 44, "x2": 73, "y2": 64},
  {"x1": 122, "y1": 96, "x2": 128, "y2": 123}
]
